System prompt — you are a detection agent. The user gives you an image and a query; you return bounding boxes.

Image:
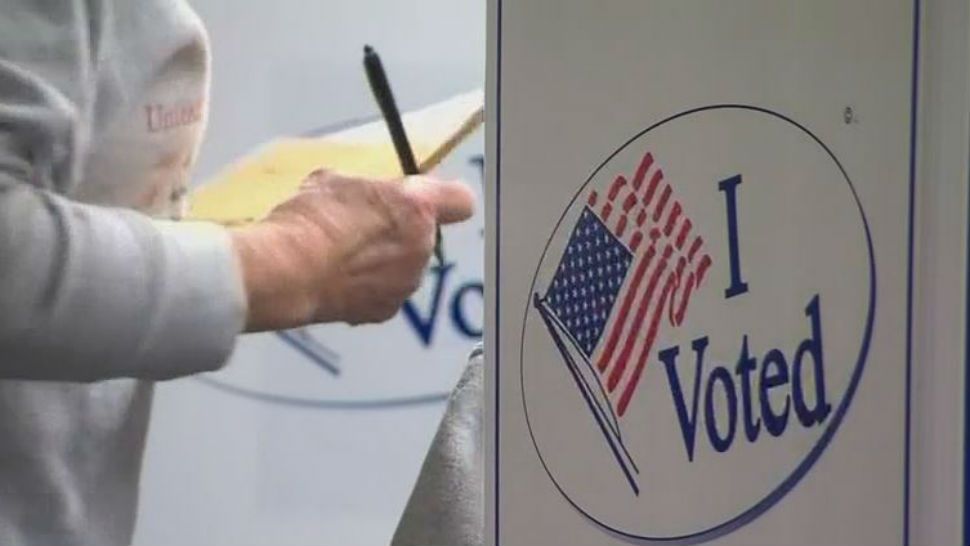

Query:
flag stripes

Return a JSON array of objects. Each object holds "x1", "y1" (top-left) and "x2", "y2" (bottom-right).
[{"x1": 581, "y1": 151, "x2": 712, "y2": 417}]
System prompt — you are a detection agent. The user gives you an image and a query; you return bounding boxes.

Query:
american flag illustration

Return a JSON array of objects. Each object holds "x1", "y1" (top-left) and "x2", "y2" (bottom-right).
[{"x1": 534, "y1": 151, "x2": 712, "y2": 494}]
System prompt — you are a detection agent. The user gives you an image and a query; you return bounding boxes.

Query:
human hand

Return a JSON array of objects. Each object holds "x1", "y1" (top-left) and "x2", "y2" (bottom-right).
[{"x1": 230, "y1": 169, "x2": 475, "y2": 332}]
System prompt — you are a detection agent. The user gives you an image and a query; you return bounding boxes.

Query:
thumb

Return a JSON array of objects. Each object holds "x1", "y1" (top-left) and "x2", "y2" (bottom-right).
[{"x1": 402, "y1": 176, "x2": 476, "y2": 224}]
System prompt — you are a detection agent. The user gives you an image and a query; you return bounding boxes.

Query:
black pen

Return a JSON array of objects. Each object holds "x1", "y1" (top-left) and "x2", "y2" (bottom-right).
[{"x1": 363, "y1": 45, "x2": 445, "y2": 266}]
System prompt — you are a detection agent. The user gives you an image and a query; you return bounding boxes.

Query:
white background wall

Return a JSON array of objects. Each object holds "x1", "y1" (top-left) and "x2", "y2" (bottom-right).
[{"x1": 134, "y1": 2, "x2": 485, "y2": 545}]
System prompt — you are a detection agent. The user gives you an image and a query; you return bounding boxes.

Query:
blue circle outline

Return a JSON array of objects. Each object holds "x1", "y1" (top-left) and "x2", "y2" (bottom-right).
[
  {"x1": 194, "y1": 375, "x2": 451, "y2": 411},
  {"x1": 518, "y1": 104, "x2": 877, "y2": 544}
]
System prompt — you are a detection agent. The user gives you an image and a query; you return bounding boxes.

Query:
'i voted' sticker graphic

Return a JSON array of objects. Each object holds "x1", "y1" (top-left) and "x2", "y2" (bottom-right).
[{"x1": 519, "y1": 106, "x2": 875, "y2": 542}]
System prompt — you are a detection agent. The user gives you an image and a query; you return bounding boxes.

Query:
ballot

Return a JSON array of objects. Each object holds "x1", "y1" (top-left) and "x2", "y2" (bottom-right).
[
  {"x1": 187, "y1": 90, "x2": 483, "y2": 225},
  {"x1": 485, "y1": 1, "x2": 970, "y2": 545}
]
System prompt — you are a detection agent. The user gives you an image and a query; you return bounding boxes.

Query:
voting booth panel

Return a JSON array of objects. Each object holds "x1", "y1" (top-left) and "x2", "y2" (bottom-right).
[{"x1": 487, "y1": 1, "x2": 970, "y2": 545}]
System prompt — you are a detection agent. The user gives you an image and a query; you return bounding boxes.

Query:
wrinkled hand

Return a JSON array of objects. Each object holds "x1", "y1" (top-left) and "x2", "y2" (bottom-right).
[{"x1": 231, "y1": 169, "x2": 475, "y2": 332}]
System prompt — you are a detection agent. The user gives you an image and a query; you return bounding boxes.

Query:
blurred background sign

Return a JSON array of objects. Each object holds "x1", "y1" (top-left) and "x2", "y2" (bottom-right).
[{"x1": 134, "y1": 1, "x2": 484, "y2": 545}]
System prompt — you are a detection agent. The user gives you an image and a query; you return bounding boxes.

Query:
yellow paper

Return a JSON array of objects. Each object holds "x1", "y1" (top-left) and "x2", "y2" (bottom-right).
[{"x1": 187, "y1": 90, "x2": 484, "y2": 225}]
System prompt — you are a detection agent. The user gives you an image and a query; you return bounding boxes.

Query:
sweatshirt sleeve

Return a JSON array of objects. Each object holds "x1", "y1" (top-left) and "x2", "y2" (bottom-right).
[{"x1": 0, "y1": 0, "x2": 247, "y2": 381}]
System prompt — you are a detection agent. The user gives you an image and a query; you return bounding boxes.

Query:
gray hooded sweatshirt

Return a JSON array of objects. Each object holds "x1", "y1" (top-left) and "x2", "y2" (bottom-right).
[{"x1": 0, "y1": 1, "x2": 245, "y2": 545}]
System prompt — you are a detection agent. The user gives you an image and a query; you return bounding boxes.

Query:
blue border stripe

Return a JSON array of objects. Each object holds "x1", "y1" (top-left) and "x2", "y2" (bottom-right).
[
  {"x1": 905, "y1": 1, "x2": 921, "y2": 544},
  {"x1": 964, "y1": 129, "x2": 970, "y2": 546},
  {"x1": 494, "y1": 0, "x2": 503, "y2": 543},
  {"x1": 962, "y1": 0, "x2": 970, "y2": 532}
]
